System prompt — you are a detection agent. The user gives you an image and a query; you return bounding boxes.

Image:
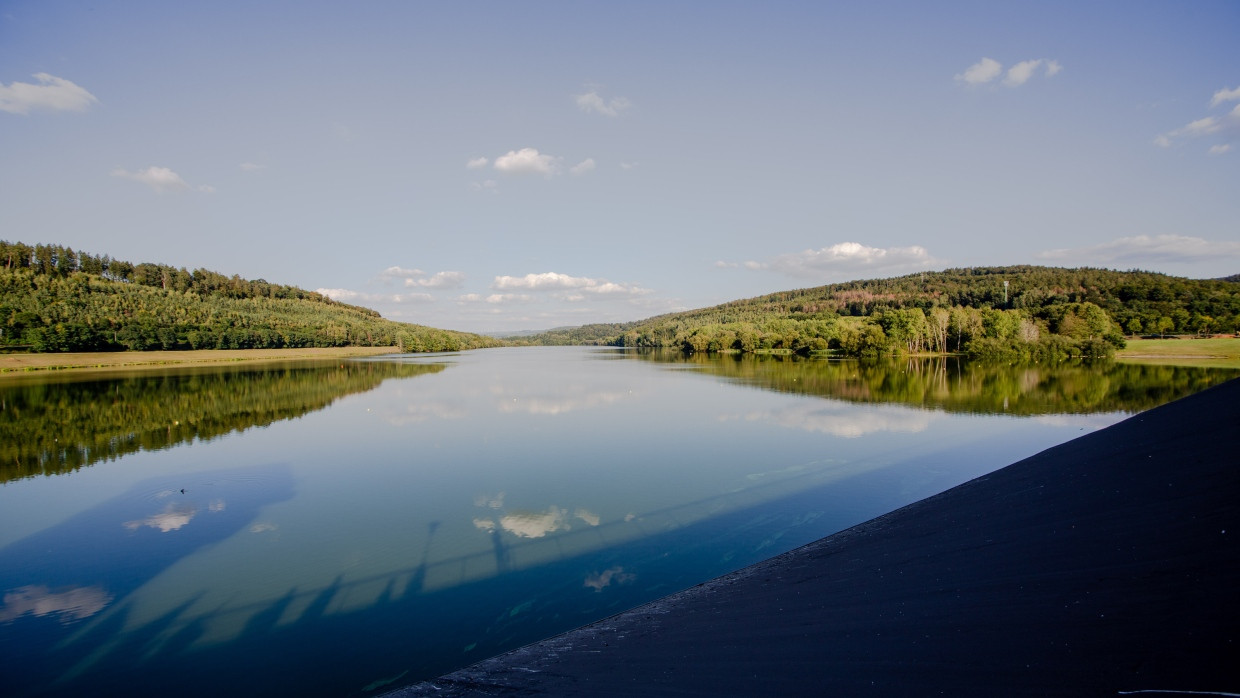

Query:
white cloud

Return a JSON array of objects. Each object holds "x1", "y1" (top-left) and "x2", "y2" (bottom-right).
[
  {"x1": 1154, "y1": 96, "x2": 1240, "y2": 150},
  {"x1": 240, "y1": 162, "x2": 265, "y2": 172},
  {"x1": 110, "y1": 166, "x2": 195, "y2": 194},
  {"x1": 1210, "y1": 85, "x2": 1240, "y2": 107},
  {"x1": 379, "y1": 265, "x2": 425, "y2": 280},
  {"x1": 493, "y1": 148, "x2": 559, "y2": 176},
  {"x1": 1182, "y1": 116, "x2": 1221, "y2": 136},
  {"x1": 715, "y1": 260, "x2": 739, "y2": 268},
  {"x1": 316, "y1": 288, "x2": 435, "y2": 304},
  {"x1": 410, "y1": 271, "x2": 466, "y2": 289},
  {"x1": 1208, "y1": 144, "x2": 1231, "y2": 155},
  {"x1": 461, "y1": 295, "x2": 528, "y2": 306},
  {"x1": 570, "y1": 158, "x2": 596, "y2": 176},
  {"x1": 957, "y1": 57, "x2": 1060, "y2": 88},
  {"x1": 1003, "y1": 59, "x2": 1043, "y2": 87},
  {"x1": 745, "y1": 242, "x2": 939, "y2": 280},
  {"x1": 620, "y1": 161, "x2": 638, "y2": 170},
  {"x1": 486, "y1": 293, "x2": 532, "y2": 304},
  {"x1": 1037, "y1": 234, "x2": 1240, "y2": 267},
  {"x1": 466, "y1": 156, "x2": 489, "y2": 169},
  {"x1": 0, "y1": 73, "x2": 98, "y2": 114},
  {"x1": 455, "y1": 292, "x2": 534, "y2": 305},
  {"x1": 575, "y1": 89, "x2": 631, "y2": 117},
  {"x1": 389, "y1": 292, "x2": 438, "y2": 304},
  {"x1": 196, "y1": 184, "x2": 216, "y2": 194},
  {"x1": 376, "y1": 266, "x2": 464, "y2": 289},
  {"x1": 492, "y1": 272, "x2": 651, "y2": 297},
  {"x1": 955, "y1": 57, "x2": 1002, "y2": 85},
  {"x1": 470, "y1": 179, "x2": 498, "y2": 192}
]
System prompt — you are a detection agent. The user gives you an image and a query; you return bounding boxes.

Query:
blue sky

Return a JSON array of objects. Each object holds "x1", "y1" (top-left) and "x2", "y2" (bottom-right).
[{"x1": 2, "y1": 1, "x2": 1237, "y2": 333}]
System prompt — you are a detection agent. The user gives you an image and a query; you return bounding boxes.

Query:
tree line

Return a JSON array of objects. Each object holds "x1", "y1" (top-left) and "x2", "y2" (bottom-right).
[
  {"x1": 1, "y1": 240, "x2": 503, "y2": 353},
  {"x1": 520, "y1": 266, "x2": 1240, "y2": 359}
]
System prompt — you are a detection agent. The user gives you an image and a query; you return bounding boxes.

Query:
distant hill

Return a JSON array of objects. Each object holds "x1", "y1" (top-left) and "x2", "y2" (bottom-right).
[
  {"x1": 0, "y1": 240, "x2": 503, "y2": 353},
  {"x1": 523, "y1": 266, "x2": 1240, "y2": 359}
]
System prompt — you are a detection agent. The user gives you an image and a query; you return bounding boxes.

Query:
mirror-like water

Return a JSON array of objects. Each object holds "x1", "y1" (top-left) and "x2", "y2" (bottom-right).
[{"x1": 1, "y1": 347, "x2": 1234, "y2": 697}]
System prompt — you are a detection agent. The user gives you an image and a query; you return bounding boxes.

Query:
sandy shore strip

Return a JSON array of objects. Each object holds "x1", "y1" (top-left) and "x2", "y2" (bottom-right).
[
  {"x1": 392, "y1": 377, "x2": 1240, "y2": 697},
  {"x1": 0, "y1": 346, "x2": 399, "y2": 376}
]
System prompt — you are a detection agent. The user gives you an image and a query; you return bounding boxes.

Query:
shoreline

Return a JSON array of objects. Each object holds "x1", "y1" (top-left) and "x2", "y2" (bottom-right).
[
  {"x1": 393, "y1": 377, "x2": 1239, "y2": 696},
  {"x1": 4, "y1": 343, "x2": 1234, "y2": 379},
  {"x1": 0, "y1": 346, "x2": 399, "y2": 376}
]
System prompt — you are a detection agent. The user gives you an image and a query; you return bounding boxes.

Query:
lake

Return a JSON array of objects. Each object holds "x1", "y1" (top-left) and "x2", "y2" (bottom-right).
[{"x1": 1, "y1": 347, "x2": 1234, "y2": 697}]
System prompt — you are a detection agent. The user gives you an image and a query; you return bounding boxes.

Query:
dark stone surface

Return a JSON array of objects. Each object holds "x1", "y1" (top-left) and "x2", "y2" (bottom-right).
[{"x1": 390, "y1": 378, "x2": 1240, "y2": 697}]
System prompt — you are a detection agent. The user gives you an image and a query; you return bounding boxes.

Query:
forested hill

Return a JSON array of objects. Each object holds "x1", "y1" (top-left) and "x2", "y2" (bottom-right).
[
  {"x1": 0, "y1": 240, "x2": 503, "y2": 353},
  {"x1": 520, "y1": 266, "x2": 1240, "y2": 359}
]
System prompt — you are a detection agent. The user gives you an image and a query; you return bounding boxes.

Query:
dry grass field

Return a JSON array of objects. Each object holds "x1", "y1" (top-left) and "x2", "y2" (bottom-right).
[
  {"x1": 1117, "y1": 336, "x2": 1240, "y2": 369},
  {"x1": 0, "y1": 346, "x2": 400, "y2": 377}
]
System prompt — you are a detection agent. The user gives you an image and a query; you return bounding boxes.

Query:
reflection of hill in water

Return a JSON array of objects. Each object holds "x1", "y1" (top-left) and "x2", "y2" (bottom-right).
[
  {"x1": 633, "y1": 351, "x2": 1239, "y2": 415},
  {"x1": 0, "y1": 361, "x2": 444, "y2": 483}
]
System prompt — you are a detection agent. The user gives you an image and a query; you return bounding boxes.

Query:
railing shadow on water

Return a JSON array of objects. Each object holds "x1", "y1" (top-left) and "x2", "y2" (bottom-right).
[
  {"x1": 0, "y1": 463, "x2": 296, "y2": 697},
  {"x1": 0, "y1": 453, "x2": 897, "y2": 698}
]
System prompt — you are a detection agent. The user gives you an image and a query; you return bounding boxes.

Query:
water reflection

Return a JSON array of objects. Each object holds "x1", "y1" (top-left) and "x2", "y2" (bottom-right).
[
  {"x1": 0, "y1": 585, "x2": 113, "y2": 624},
  {"x1": 123, "y1": 502, "x2": 200, "y2": 532},
  {"x1": 0, "y1": 360, "x2": 444, "y2": 483},
  {"x1": 494, "y1": 386, "x2": 631, "y2": 415},
  {"x1": 498, "y1": 508, "x2": 570, "y2": 538},
  {"x1": 723, "y1": 402, "x2": 935, "y2": 438},
  {"x1": 632, "y1": 351, "x2": 1239, "y2": 414},
  {"x1": 584, "y1": 566, "x2": 634, "y2": 592},
  {"x1": 1, "y1": 347, "x2": 1236, "y2": 697},
  {"x1": 0, "y1": 465, "x2": 294, "y2": 696}
]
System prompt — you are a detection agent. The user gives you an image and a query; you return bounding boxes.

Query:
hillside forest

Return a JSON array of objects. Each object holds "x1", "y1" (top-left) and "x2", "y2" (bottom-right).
[
  {"x1": 522, "y1": 266, "x2": 1240, "y2": 360},
  {"x1": 0, "y1": 241, "x2": 502, "y2": 353},
  {"x1": 5, "y1": 241, "x2": 1236, "y2": 361}
]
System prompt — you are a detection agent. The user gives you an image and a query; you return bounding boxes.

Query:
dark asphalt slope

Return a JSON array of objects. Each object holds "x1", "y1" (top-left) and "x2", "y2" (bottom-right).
[{"x1": 392, "y1": 378, "x2": 1240, "y2": 697}]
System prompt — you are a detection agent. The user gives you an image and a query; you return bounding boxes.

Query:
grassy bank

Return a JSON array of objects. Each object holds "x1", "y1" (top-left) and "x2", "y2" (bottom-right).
[
  {"x1": 0, "y1": 346, "x2": 404, "y2": 376},
  {"x1": 1116, "y1": 336, "x2": 1240, "y2": 369}
]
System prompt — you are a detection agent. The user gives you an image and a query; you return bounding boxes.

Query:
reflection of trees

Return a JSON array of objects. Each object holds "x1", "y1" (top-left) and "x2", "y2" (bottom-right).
[
  {"x1": 632, "y1": 351, "x2": 1238, "y2": 415},
  {"x1": 0, "y1": 361, "x2": 444, "y2": 483}
]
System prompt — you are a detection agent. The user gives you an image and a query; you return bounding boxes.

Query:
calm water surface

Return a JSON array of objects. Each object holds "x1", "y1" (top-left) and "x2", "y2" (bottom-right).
[{"x1": 1, "y1": 347, "x2": 1233, "y2": 696}]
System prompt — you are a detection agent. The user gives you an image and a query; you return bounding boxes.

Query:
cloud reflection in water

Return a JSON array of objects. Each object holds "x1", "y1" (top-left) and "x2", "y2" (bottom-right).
[
  {"x1": 382, "y1": 401, "x2": 468, "y2": 425},
  {"x1": 0, "y1": 585, "x2": 113, "y2": 624},
  {"x1": 724, "y1": 402, "x2": 936, "y2": 438},
  {"x1": 499, "y1": 507, "x2": 569, "y2": 539},
  {"x1": 584, "y1": 566, "x2": 634, "y2": 592},
  {"x1": 123, "y1": 503, "x2": 198, "y2": 533},
  {"x1": 474, "y1": 502, "x2": 603, "y2": 540},
  {"x1": 492, "y1": 383, "x2": 631, "y2": 416}
]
